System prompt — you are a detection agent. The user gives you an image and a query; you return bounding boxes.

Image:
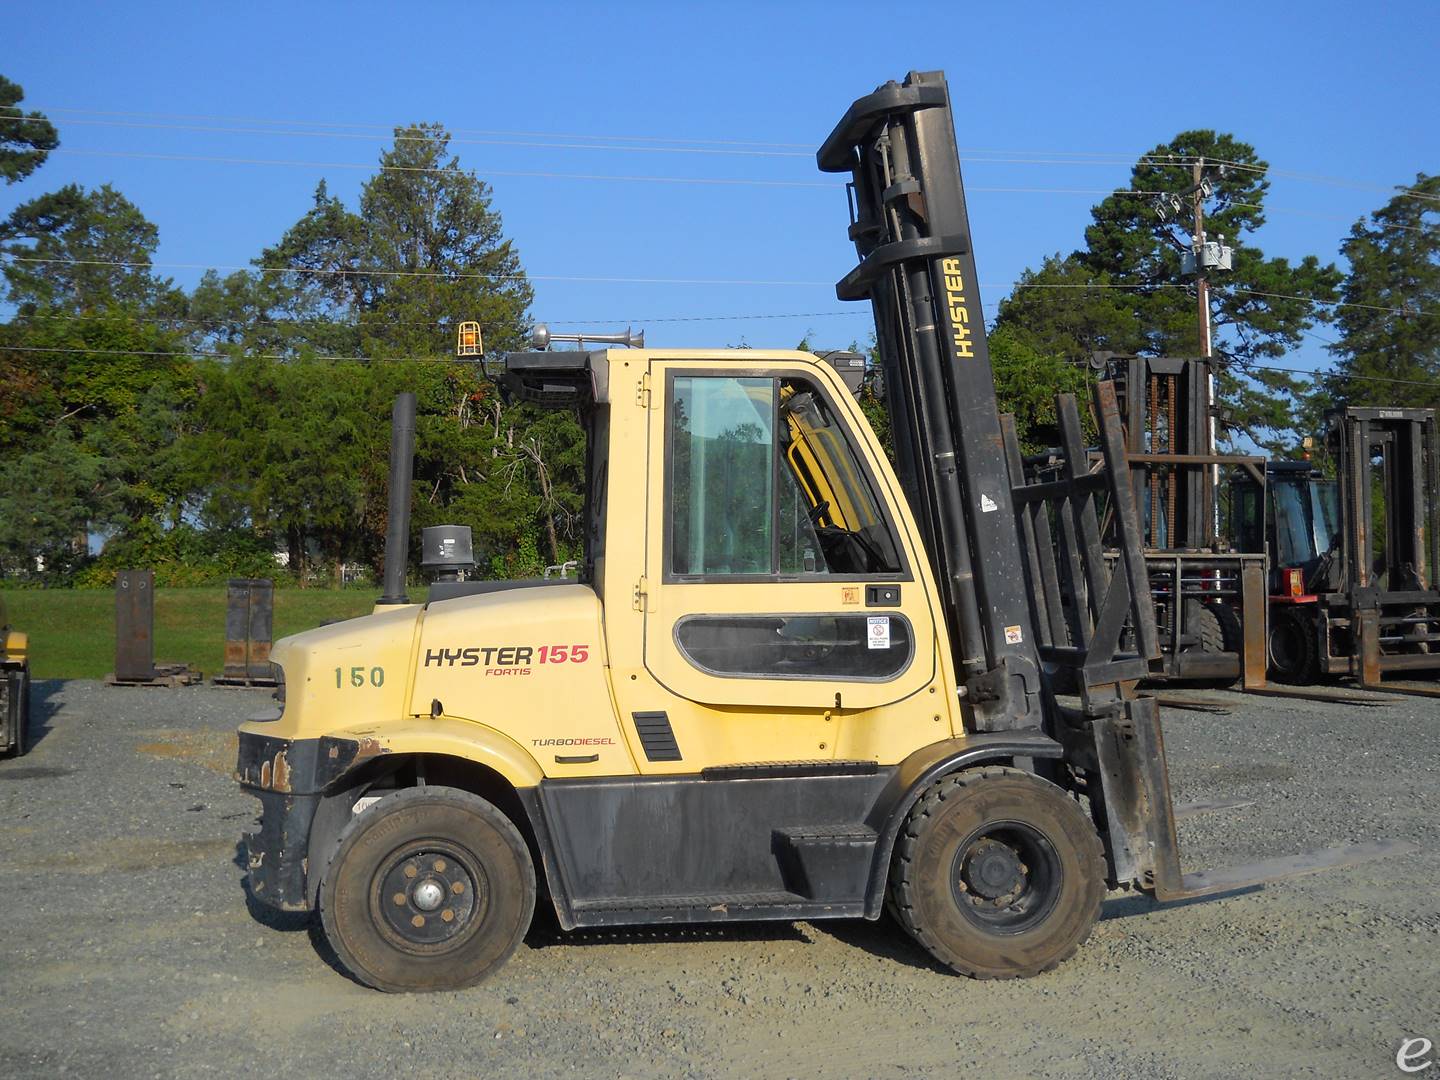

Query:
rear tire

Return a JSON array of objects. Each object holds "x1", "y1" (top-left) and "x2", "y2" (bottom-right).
[
  {"x1": 1269, "y1": 608, "x2": 1319, "y2": 684},
  {"x1": 1, "y1": 666, "x2": 27, "y2": 759},
  {"x1": 888, "y1": 766, "x2": 1105, "y2": 979},
  {"x1": 1182, "y1": 600, "x2": 1243, "y2": 687},
  {"x1": 1180, "y1": 596, "x2": 1226, "y2": 656},
  {"x1": 319, "y1": 786, "x2": 535, "y2": 992}
]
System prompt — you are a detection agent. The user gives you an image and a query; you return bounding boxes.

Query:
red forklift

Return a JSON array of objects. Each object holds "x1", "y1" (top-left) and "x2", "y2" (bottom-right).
[{"x1": 1260, "y1": 406, "x2": 1440, "y2": 685}]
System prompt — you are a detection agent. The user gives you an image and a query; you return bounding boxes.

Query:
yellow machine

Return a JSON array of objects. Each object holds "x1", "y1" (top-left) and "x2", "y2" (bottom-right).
[
  {"x1": 0, "y1": 595, "x2": 29, "y2": 758},
  {"x1": 235, "y1": 72, "x2": 1402, "y2": 993}
]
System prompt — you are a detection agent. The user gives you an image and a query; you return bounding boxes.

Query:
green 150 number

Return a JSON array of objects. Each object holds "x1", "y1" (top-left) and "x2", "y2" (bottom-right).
[{"x1": 335, "y1": 666, "x2": 385, "y2": 688}]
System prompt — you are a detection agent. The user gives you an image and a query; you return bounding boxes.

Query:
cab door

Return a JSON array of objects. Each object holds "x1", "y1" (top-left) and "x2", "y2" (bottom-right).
[{"x1": 640, "y1": 360, "x2": 937, "y2": 720}]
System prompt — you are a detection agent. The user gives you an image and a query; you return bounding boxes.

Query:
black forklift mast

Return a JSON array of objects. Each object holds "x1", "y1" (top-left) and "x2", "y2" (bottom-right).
[
  {"x1": 818, "y1": 71, "x2": 1406, "y2": 896},
  {"x1": 1329, "y1": 405, "x2": 1440, "y2": 682},
  {"x1": 818, "y1": 71, "x2": 1044, "y2": 733},
  {"x1": 1332, "y1": 406, "x2": 1440, "y2": 601},
  {"x1": 1100, "y1": 353, "x2": 1269, "y2": 687}
]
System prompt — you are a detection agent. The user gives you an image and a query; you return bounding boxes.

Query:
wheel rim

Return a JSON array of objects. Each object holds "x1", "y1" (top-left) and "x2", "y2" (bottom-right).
[
  {"x1": 371, "y1": 839, "x2": 489, "y2": 954},
  {"x1": 950, "y1": 821, "x2": 1063, "y2": 934}
]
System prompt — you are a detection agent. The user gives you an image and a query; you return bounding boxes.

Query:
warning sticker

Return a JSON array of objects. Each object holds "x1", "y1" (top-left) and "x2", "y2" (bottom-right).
[
  {"x1": 980, "y1": 494, "x2": 998, "y2": 512},
  {"x1": 1003, "y1": 624, "x2": 1024, "y2": 645},
  {"x1": 867, "y1": 616, "x2": 892, "y2": 650},
  {"x1": 841, "y1": 586, "x2": 860, "y2": 605}
]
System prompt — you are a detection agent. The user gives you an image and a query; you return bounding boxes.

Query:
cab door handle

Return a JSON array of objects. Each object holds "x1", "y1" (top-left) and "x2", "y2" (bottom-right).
[{"x1": 866, "y1": 584, "x2": 901, "y2": 606}]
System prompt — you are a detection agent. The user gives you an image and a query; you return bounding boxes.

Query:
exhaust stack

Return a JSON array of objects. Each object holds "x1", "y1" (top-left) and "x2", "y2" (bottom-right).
[{"x1": 377, "y1": 392, "x2": 417, "y2": 605}]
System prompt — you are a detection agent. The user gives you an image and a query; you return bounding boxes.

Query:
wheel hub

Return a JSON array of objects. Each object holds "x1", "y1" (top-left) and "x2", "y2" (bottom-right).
[
  {"x1": 411, "y1": 878, "x2": 445, "y2": 912},
  {"x1": 950, "y1": 821, "x2": 1062, "y2": 933},
  {"x1": 960, "y1": 837, "x2": 1027, "y2": 901},
  {"x1": 375, "y1": 845, "x2": 485, "y2": 950}
]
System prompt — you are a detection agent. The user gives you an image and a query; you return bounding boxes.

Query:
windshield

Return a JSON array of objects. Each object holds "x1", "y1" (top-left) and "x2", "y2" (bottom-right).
[
  {"x1": 1311, "y1": 479, "x2": 1340, "y2": 557},
  {"x1": 669, "y1": 375, "x2": 902, "y2": 577},
  {"x1": 778, "y1": 381, "x2": 901, "y2": 575},
  {"x1": 1272, "y1": 475, "x2": 1339, "y2": 568}
]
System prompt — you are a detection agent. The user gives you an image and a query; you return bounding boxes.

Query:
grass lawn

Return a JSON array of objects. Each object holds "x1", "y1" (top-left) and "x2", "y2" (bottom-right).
[{"x1": 2, "y1": 587, "x2": 379, "y2": 680}]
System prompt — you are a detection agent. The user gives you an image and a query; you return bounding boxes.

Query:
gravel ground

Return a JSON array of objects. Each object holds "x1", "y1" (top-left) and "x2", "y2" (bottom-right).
[{"x1": 0, "y1": 679, "x2": 1434, "y2": 1079}]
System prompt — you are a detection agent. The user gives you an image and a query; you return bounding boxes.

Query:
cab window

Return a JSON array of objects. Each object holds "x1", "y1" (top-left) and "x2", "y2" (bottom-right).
[{"x1": 669, "y1": 374, "x2": 902, "y2": 578}]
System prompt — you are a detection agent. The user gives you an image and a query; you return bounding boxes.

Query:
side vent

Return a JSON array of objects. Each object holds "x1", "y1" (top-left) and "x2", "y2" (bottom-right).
[{"x1": 633, "y1": 711, "x2": 681, "y2": 762}]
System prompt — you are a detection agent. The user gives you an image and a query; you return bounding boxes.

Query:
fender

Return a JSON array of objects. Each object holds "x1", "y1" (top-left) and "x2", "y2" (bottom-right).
[
  {"x1": 862, "y1": 730, "x2": 1065, "y2": 916},
  {"x1": 296, "y1": 716, "x2": 547, "y2": 908},
  {"x1": 323, "y1": 714, "x2": 545, "y2": 792}
]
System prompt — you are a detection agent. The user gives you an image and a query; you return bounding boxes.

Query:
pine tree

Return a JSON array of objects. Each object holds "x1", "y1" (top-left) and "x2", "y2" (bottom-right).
[{"x1": 1324, "y1": 173, "x2": 1440, "y2": 409}]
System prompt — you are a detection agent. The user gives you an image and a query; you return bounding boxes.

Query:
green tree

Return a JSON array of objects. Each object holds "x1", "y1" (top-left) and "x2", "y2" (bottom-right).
[
  {"x1": 0, "y1": 75, "x2": 57, "y2": 185},
  {"x1": 993, "y1": 254, "x2": 1148, "y2": 367},
  {"x1": 358, "y1": 124, "x2": 533, "y2": 357},
  {"x1": 1, "y1": 183, "x2": 183, "y2": 313},
  {"x1": 1086, "y1": 133, "x2": 1340, "y2": 451},
  {"x1": 0, "y1": 180, "x2": 194, "y2": 461},
  {"x1": 233, "y1": 125, "x2": 536, "y2": 362},
  {"x1": 173, "y1": 123, "x2": 556, "y2": 584},
  {"x1": 0, "y1": 425, "x2": 116, "y2": 578},
  {"x1": 988, "y1": 323, "x2": 1092, "y2": 452},
  {"x1": 1000, "y1": 132, "x2": 1341, "y2": 452},
  {"x1": 1323, "y1": 173, "x2": 1440, "y2": 409}
]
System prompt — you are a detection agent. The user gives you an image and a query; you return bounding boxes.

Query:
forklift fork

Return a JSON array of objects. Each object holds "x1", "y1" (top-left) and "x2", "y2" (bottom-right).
[
  {"x1": 1090, "y1": 696, "x2": 1408, "y2": 900},
  {"x1": 1006, "y1": 382, "x2": 1412, "y2": 901}
]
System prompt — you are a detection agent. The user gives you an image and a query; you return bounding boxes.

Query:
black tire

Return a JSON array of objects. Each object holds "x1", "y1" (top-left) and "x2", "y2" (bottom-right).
[
  {"x1": 319, "y1": 786, "x2": 535, "y2": 992},
  {"x1": 1182, "y1": 601, "x2": 1245, "y2": 687},
  {"x1": 1210, "y1": 602, "x2": 1244, "y2": 654},
  {"x1": 15, "y1": 665, "x2": 28, "y2": 758},
  {"x1": 1269, "y1": 608, "x2": 1319, "y2": 684},
  {"x1": 1, "y1": 666, "x2": 27, "y2": 759},
  {"x1": 1182, "y1": 599, "x2": 1227, "y2": 653},
  {"x1": 888, "y1": 766, "x2": 1105, "y2": 979}
]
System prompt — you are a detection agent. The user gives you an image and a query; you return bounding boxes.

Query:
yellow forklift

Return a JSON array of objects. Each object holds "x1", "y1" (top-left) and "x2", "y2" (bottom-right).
[
  {"x1": 235, "y1": 72, "x2": 1404, "y2": 992},
  {"x1": 0, "y1": 594, "x2": 30, "y2": 758}
]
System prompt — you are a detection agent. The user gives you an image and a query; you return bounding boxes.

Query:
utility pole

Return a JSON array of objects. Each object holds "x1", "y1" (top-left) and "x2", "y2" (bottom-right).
[
  {"x1": 1192, "y1": 158, "x2": 1216, "y2": 541},
  {"x1": 1156, "y1": 160, "x2": 1232, "y2": 543},
  {"x1": 1192, "y1": 158, "x2": 1212, "y2": 360}
]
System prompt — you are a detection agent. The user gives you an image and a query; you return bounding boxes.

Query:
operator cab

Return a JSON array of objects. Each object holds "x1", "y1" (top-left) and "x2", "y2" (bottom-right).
[{"x1": 1265, "y1": 461, "x2": 1341, "y2": 592}]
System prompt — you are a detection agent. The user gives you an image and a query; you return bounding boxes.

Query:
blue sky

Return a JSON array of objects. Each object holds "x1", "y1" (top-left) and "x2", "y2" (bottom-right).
[{"x1": 6, "y1": 1, "x2": 1437, "y2": 374}]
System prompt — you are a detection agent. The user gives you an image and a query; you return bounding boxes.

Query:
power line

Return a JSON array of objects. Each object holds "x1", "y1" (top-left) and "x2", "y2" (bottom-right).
[
  {"x1": 46, "y1": 148, "x2": 841, "y2": 189},
  {"x1": 1223, "y1": 360, "x2": 1440, "y2": 390},
  {"x1": 0, "y1": 254, "x2": 1175, "y2": 292},
  {"x1": 6, "y1": 255, "x2": 1435, "y2": 320},
  {"x1": 11, "y1": 106, "x2": 1437, "y2": 205},
  {"x1": 1225, "y1": 285, "x2": 1439, "y2": 319},
  {"x1": 43, "y1": 147, "x2": 1199, "y2": 201},
  {"x1": 1, "y1": 255, "x2": 837, "y2": 287},
  {"x1": 0, "y1": 116, "x2": 816, "y2": 159},
  {"x1": 16, "y1": 106, "x2": 818, "y2": 150},
  {"x1": 1, "y1": 308, "x2": 875, "y2": 332},
  {"x1": 24, "y1": 144, "x2": 1433, "y2": 235}
]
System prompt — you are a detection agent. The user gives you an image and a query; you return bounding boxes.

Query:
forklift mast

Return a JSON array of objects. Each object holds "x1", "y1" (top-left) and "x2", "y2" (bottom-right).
[
  {"x1": 1331, "y1": 406, "x2": 1440, "y2": 597},
  {"x1": 818, "y1": 72, "x2": 1044, "y2": 733}
]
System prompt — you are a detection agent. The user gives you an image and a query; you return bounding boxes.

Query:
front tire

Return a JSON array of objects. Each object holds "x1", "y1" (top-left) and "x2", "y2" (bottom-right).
[
  {"x1": 319, "y1": 786, "x2": 536, "y2": 992},
  {"x1": 888, "y1": 766, "x2": 1105, "y2": 979}
]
